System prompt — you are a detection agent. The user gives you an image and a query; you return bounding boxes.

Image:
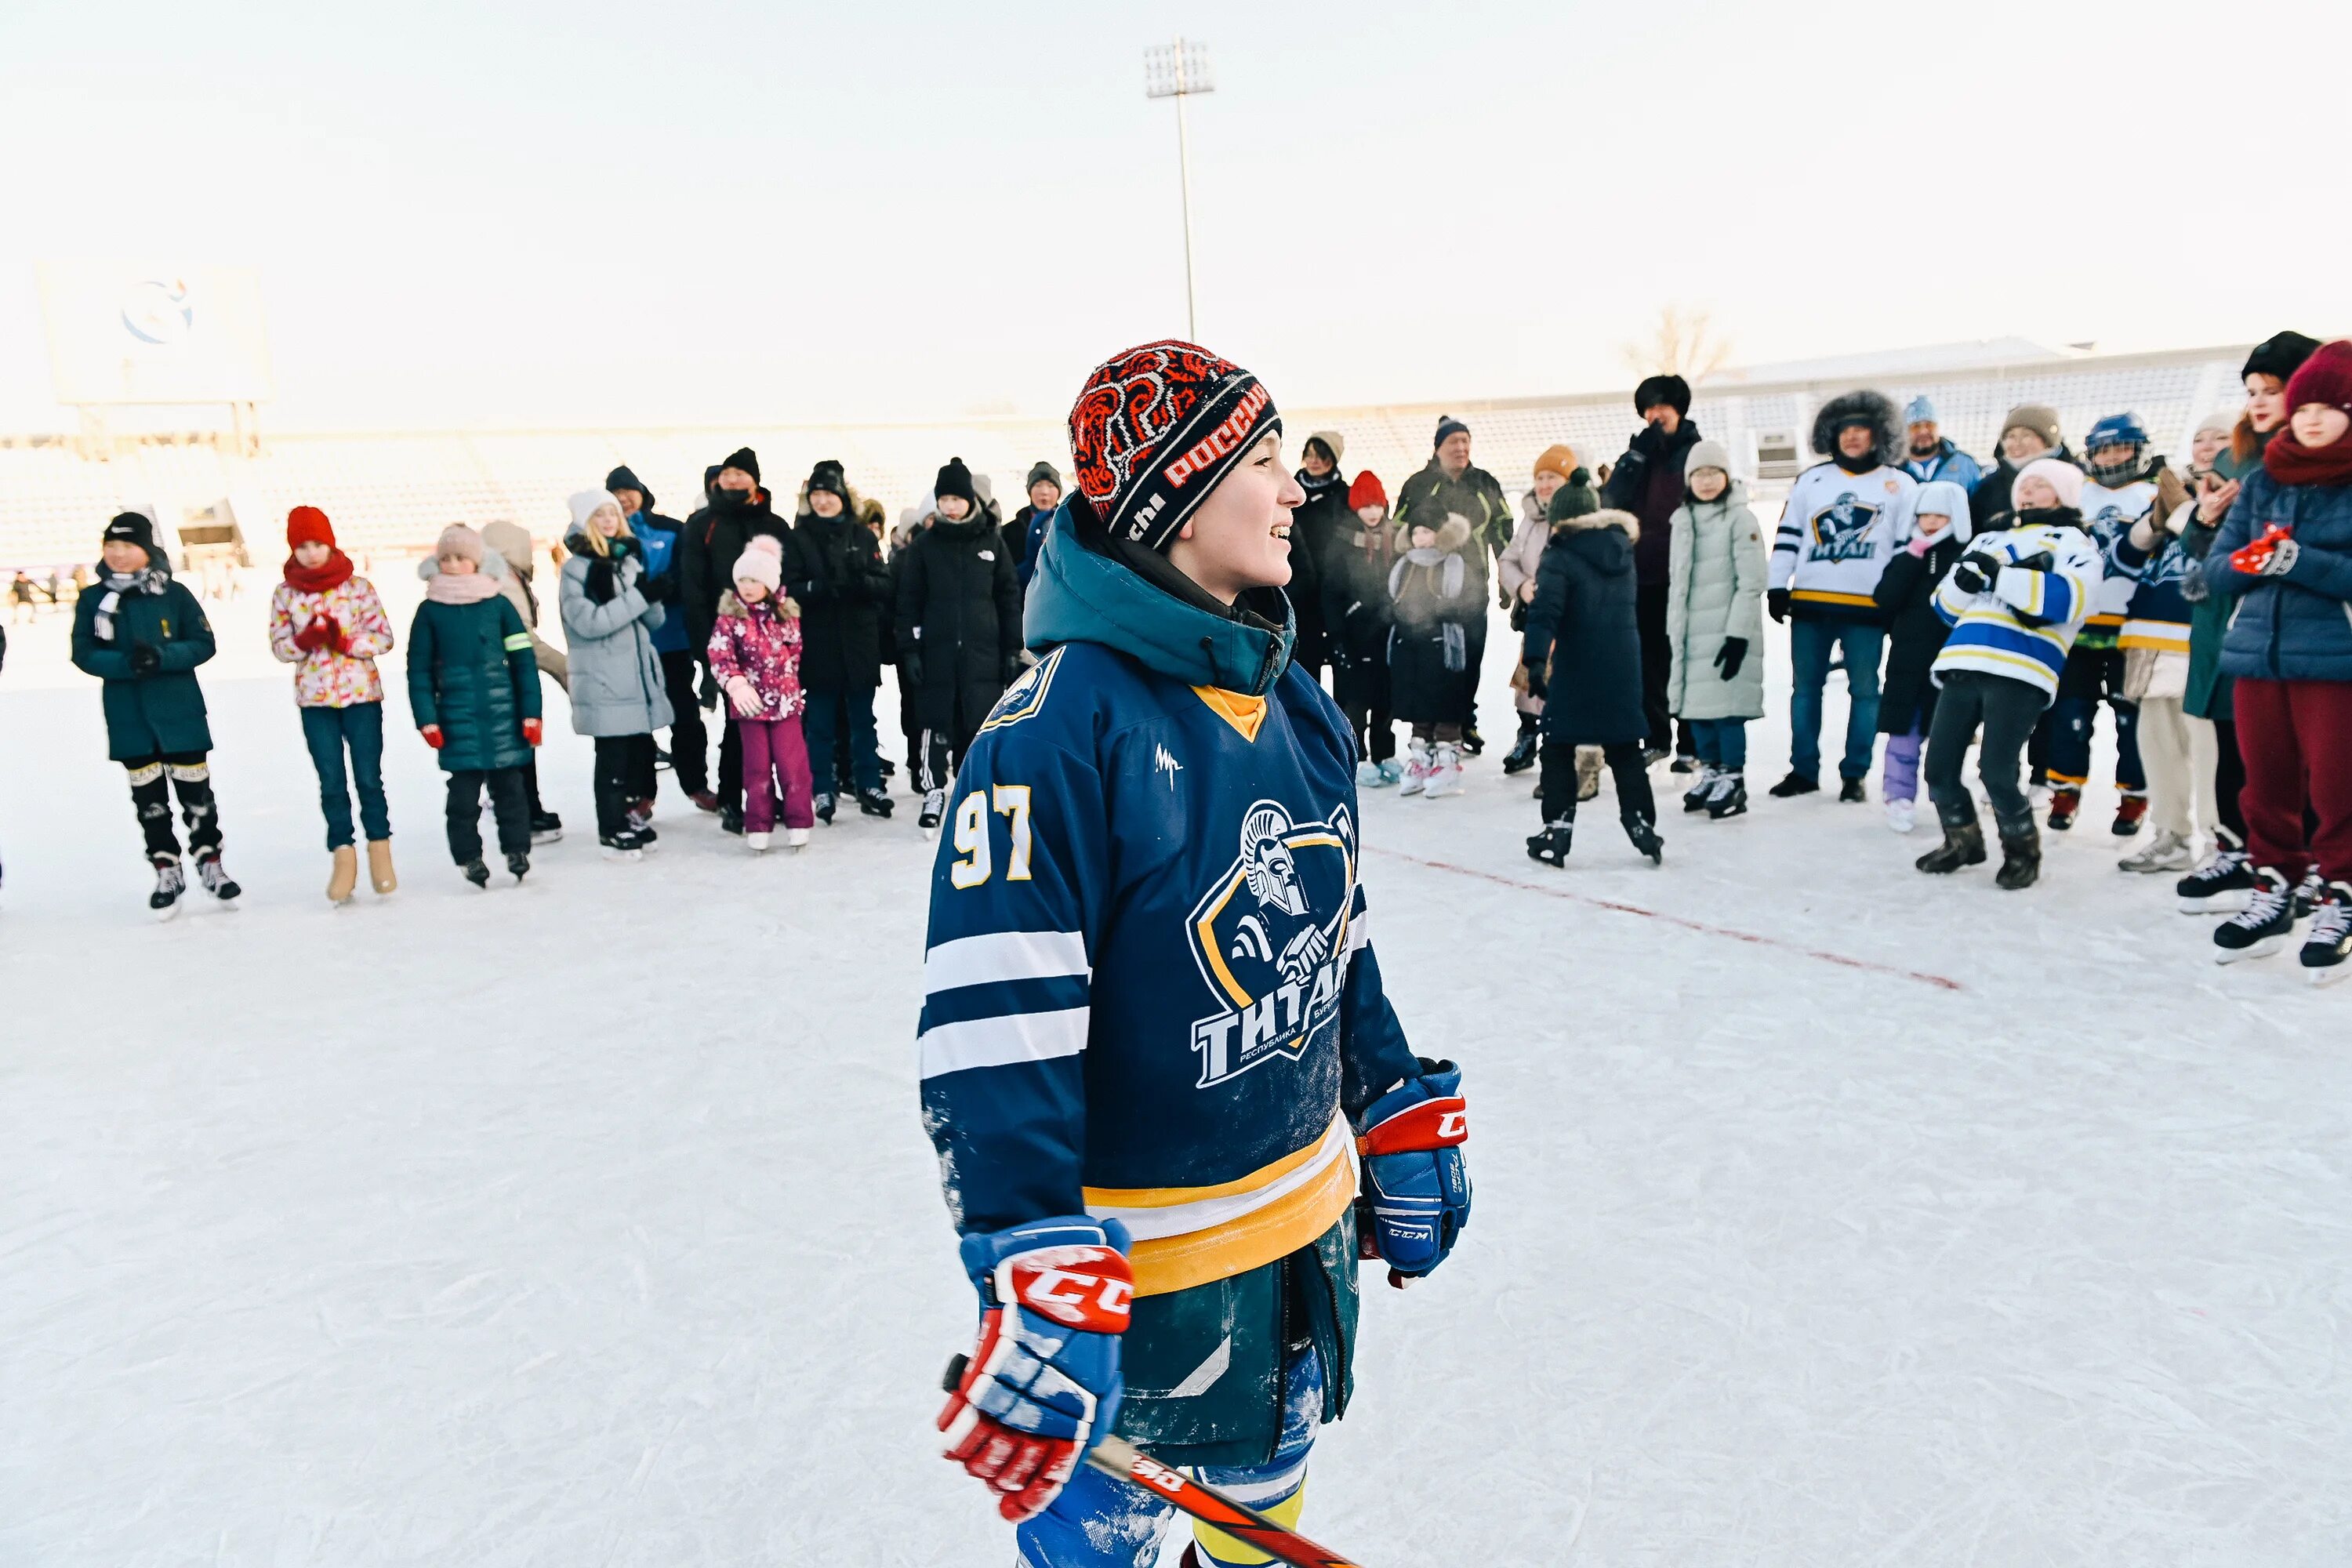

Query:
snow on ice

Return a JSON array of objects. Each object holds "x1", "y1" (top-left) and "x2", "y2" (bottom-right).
[{"x1": 2, "y1": 577, "x2": 2347, "y2": 1566}]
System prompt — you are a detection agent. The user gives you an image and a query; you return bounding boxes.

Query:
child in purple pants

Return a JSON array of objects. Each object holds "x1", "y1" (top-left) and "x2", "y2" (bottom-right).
[
  {"x1": 706, "y1": 539, "x2": 815, "y2": 851},
  {"x1": 1871, "y1": 481, "x2": 1973, "y2": 833}
]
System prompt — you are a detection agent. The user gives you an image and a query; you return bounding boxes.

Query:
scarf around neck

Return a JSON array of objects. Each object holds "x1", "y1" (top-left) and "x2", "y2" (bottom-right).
[
  {"x1": 283, "y1": 549, "x2": 355, "y2": 595},
  {"x1": 2263, "y1": 430, "x2": 2352, "y2": 488},
  {"x1": 426, "y1": 569, "x2": 502, "y2": 604},
  {"x1": 93, "y1": 566, "x2": 168, "y2": 641}
]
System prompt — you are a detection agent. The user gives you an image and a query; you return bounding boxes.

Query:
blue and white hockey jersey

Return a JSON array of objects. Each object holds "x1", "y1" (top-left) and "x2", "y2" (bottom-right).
[
  {"x1": 1769, "y1": 461, "x2": 1918, "y2": 618},
  {"x1": 919, "y1": 508, "x2": 1421, "y2": 1299}
]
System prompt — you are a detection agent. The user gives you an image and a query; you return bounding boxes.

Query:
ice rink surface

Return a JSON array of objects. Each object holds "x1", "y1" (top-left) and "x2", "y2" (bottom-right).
[{"x1": 3, "y1": 583, "x2": 2347, "y2": 1566}]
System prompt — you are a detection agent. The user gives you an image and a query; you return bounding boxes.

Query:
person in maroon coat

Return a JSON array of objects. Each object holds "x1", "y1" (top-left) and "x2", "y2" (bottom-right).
[{"x1": 1604, "y1": 373, "x2": 1705, "y2": 763}]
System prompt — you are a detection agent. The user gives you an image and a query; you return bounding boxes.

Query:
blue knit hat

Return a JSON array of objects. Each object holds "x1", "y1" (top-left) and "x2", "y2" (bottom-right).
[{"x1": 1903, "y1": 396, "x2": 1937, "y2": 425}]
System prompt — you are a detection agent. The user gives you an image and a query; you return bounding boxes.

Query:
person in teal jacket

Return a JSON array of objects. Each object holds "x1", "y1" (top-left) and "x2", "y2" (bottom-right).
[
  {"x1": 408, "y1": 524, "x2": 544, "y2": 886},
  {"x1": 69, "y1": 511, "x2": 239, "y2": 916}
]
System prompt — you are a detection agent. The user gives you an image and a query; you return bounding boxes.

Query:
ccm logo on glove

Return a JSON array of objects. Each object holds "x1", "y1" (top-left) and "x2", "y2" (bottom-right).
[{"x1": 1005, "y1": 1246, "x2": 1134, "y2": 1331}]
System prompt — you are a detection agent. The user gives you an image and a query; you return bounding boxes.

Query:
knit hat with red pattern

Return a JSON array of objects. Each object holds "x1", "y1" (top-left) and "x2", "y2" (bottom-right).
[
  {"x1": 1067, "y1": 340, "x2": 1280, "y2": 553},
  {"x1": 286, "y1": 506, "x2": 335, "y2": 549},
  {"x1": 2284, "y1": 339, "x2": 2352, "y2": 416}
]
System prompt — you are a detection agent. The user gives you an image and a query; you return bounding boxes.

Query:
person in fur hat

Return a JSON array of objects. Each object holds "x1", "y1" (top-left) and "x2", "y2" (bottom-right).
[
  {"x1": 269, "y1": 505, "x2": 397, "y2": 902},
  {"x1": 1605, "y1": 376, "x2": 1706, "y2": 764},
  {"x1": 70, "y1": 510, "x2": 240, "y2": 916},
  {"x1": 706, "y1": 536, "x2": 814, "y2": 851},
  {"x1": 1523, "y1": 495, "x2": 1662, "y2": 866},
  {"x1": 1766, "y1": 389, "x2": 1918, "y2": 800},
  {"x1": 408, "y1": 524, "x2": 543, "y2": 887}
]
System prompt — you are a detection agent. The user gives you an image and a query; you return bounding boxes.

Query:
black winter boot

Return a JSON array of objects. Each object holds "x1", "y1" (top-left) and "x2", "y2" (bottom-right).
[
  {"x1": 1769, "y1": 771, "x2": 1819, "y2": 798},
  {"x1": 1915, "y1": 815, "x2": 1987, "y2": 874},
  {"x1": 1994, "y1": 817, "x2": 2042, "y2": 890}
]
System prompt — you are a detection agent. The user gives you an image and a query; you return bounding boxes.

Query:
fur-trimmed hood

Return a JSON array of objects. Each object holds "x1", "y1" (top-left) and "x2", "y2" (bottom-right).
[
  {"x1": 1549, "y1": 506, "x2": 1640, "y2": 544},
  {"x1": 717, "y1": 586, "x2": 800, "y2": 619},
  {"x1": 1811, "y1": 390, "x2": 1902, "y2": 467}
]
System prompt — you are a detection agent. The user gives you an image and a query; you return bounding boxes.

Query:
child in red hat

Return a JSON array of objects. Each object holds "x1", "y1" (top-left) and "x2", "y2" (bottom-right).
[
  {"x1": 1324, "y1": 470, "x2": 1399, "y2": 783},
  {"x1": 268, "y1": 505, "x2": 397, "y2": 902}
]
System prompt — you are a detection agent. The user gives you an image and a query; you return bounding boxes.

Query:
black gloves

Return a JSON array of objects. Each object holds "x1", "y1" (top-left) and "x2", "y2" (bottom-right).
[
  {"x1": 2011, "y1": 550, "x2": 2053, "y2": 574},
  {"x1": 1523, "y1": 661, "x2": 1548, "y2": 700},
  {"x1": 1766, "y1": 587, "x2": 1790, "y2": 623},
  {"x1": 129, "y1": 640, "x2": 162, "y2": 676},
  {"x1": 583, "y1": 557, "x2": 618, "y2": 604},
  {"x1": 1715, "y1": 636, "x2": 1748, "y2": 681},
  {"x1": 1950, "y1": 556, "x2": 1993, "y2": 596},
  {"x1": 697, "y1": 665, "x2": 720, "y2": 711},
  {"x1": 638, "y1": 570, "x2": 673, "y2": 605}
]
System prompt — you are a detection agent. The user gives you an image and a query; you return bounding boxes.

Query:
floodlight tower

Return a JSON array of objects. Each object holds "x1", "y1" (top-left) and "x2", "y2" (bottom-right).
[{"x1": 1142, "y1": 39, "x2": 1214, "y2": 341}]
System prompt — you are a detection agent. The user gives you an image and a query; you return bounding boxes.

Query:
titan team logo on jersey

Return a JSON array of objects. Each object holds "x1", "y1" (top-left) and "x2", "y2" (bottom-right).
[
  {"x1": 1809, "y1": 491, "x2": 1883, "y2": 564},
  {"x1": 1183, "y1": 800, "x2": 1357, "y2": 1089},
  {"x1": 979, "y1": 645, "x2": 1065, "y2": 733}
]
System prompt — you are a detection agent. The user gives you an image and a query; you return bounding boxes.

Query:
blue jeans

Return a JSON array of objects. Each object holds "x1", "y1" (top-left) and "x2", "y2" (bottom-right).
[
  {"x1": 1686, "y1": 717, "x2": 1748, "y2": 770},
  {"x1": 800, "y1": 687, "x2": 880, "y2": 795},
  {"x1": 299, "y1": 702, "x2": 389, "y2": 850},
  {"x1": 1788, "y1": 617, "x2": 1885, "y2": 782},
  {"x1": 1017, "y1": 1347, "x2": 1320, "y2": 1567}
]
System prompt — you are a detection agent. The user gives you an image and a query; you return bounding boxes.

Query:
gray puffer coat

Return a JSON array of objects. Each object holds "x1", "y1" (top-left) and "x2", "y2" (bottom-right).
[
  {"x1": 1663, "y1": 480, "x2": 1767, "y2": 721},
  {"x1": 557, "y1": 528, "x2": 676, "y2": 737}
]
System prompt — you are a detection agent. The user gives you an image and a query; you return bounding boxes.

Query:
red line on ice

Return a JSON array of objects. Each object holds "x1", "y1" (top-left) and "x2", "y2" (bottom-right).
[{"x1": 1367, "y1": 847, "x2": 1965, "y2": 993}]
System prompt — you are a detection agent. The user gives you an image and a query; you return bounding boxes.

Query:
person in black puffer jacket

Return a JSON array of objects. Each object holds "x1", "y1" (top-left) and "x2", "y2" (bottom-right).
[
  {"x1": 1871, "y1": 479, "x2": 1973, "y2": 834},
  {"x1": 897, "y1": 458, "x2": 1025, "y2": 831},
  {"x1": 789, "y1": 457, "x2": 895, "y2": 820},
  {"x1": 1522, "y1": 497, "x2": 1661, "y2": 867},
  {"x1": 1287, "y1": 430, "x2": 1351, "y2": 686},
  {"x1": 681, "y1": 448, "x2": 793, "y2": 830},
  {"x1": 1605, "y1": 375, "x2": 1705, "y2": 760}
]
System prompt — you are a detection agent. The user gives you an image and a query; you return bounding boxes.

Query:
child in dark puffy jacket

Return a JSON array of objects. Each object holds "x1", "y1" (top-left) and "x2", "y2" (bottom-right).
[
  {"x1": 707, "y1": 537, "x2": 814, "y2": 851},
  {"x1": 1322, "y1": 471, "x2": 1399, "y2": 785},
  {"x1": 408, "y1": 524, "x2": 543, "y2": 887},
  {"x1": 1386, "y1": 511, "x2": 1482, "y2": 798}
]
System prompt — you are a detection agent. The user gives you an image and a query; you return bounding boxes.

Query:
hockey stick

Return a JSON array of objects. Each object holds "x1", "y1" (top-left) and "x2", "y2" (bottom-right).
[
  {"x1": 1082, "y1": 1435, "x2": 1364, "y2": 1568},
  {"x1": 942, "y1": 1356, "x2": 1364, "y2": 1566}
]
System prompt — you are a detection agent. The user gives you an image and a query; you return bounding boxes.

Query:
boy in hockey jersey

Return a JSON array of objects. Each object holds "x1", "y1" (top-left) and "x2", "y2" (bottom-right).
[
  {"x1": 1915, "y1": 459, "x2": 2103, "y2": 890},
  {"x1": 1766, "y1": 390, "x2": 1917, "y2": 800},
  {"x1": 2047, "y1": 413, "x2": 2163, "y2": 834},
  {"x1": 921, "y1": 342, "x2": 1469, "y2": 1568}
]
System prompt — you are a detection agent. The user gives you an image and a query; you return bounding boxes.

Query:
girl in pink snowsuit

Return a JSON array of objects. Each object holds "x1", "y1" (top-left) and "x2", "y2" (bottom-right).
[{"x1": 706, "y1": 538, "x2": 815, "y2": 849}]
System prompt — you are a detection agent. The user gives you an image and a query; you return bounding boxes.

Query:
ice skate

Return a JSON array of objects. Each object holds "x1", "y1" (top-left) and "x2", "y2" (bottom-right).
[
  {"x1": 920, "y1": 788, "x2": 946, "y2": 833},
  {"x1": 2293, "y1": 869, "x2": 2325, "y2": 920},
  {"x1": 813, "y1": 793, "x2": 836, "y2": 826},
  {"x1": 1706, "y1": 772, "x2": 1748, "y2": 820},
  {"x1": 194, "y1": 850, "x2": 241, "y2": 903},
  {"x1": 746, "y1": 830, "x2": 771, "y2": 852},
  {"x1": 148, "y1": 855, "x2": 185, "y2": 920},
  {"x1": 857, "y1": 787, "x2": 895, "y2": 818},
  {"x1": 506, "y1": 851, "x2": 530, "y2": 883},
  {"x1": 2118, "y1": 829, "x2": 2190, "y2": 875},
  {"x1": 1526, "y1": 820, "x2": 1573, "y2": 866},
  {"x1": 1356, "y1": 759, "x2": 1395, "y2": 789},
  {"x1": 2213, "y1": 869, "x2": 2295, "y2": 964},
  {"x1": 1397, "y1": 740, "x2": 1432, "y2": 797},
  {"x1": 2045, "y1": 786, "x2": 2080, "y2": 831},
  {"x1": 1884, "y1": 797, "x2": 1915, "y2": 833},
  {"x1": 786, "y1": 827, "x2": 810, "y2": 850},
  {"x1": 366, "y1": 839, "x2": 397, "y2": 895},
  {"x1": 598, "y1": 833, "x2": 644, "y2": 861},
  {"x1": 1422, "y1": 743, "x2": 1465, "y2": 798},
  {"x1": 2110, "y1": 795, "x2": 2147, "y2": 837},
  {"x1": 463, "y1": 858, "x2": 492, "y2": 887},
  {"x1": 1621, "y1": 811, "x2": 1664, "y2": 865},
  {"x1": 630, "y1": 822, "x2": 659, "y2": 851},
  {"x1": 720, "y1": 803, "x2": 746, "y2": 835},
  {"x1": 2300, "y1": 884, "x2": 2352, "y2": 985},
  {"x1": 2176, "y1": 829, "x2": 2256, "y2": 913},
  {"x1": 529, "y1": 811, "x2": 564, "y2": 845},
  {"x1": 327, "y1": 844, "x2": 358, "y2": 906},
  {"x1": 1501, "y1": 729, "x2": 1540, "y2": 775},
  {"x1": 1377, "y1": 758, "x2": 1403, "y2": 788},
  {"x1": 1682, "y1": 765, "x2": 1720, "y2": 814}
]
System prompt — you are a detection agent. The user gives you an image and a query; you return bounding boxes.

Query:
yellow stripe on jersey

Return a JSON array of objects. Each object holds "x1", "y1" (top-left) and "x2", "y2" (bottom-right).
[
  {"x1": 1086, "y1": 1116, "x2": 1357, "y2": 1296},
  {"x1": 1790, "y1": 589, "x2": 1879, "y2": 608},
  {"x1": 1192, "y1": 685, "x2": 1269, "y2": 742}
]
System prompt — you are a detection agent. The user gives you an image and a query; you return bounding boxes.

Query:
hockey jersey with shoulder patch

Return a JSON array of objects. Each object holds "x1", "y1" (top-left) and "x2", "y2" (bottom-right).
[
  {"x1": 919, "y1": 517, "x2": 1421, "y2": 1300},
  {"x1": 1769, "y1": 462, "x2": 1917, "y2": 617},
  {"x1": 2077, "y1": 473, "x2": 2159, "y2": 642}
]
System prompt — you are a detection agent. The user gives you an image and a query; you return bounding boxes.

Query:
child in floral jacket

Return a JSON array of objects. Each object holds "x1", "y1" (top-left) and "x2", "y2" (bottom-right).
[
  {"x1": 706, "y1": 536, "x2": 815, "y2": 850},
  {"x1": 269, "y1": 506, "x2": 397, "y2": 902}
]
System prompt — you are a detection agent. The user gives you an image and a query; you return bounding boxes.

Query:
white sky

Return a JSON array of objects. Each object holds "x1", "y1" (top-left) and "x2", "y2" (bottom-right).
[{"x1": 3, "y1": 0, "x2": 2345, "y2": 433}]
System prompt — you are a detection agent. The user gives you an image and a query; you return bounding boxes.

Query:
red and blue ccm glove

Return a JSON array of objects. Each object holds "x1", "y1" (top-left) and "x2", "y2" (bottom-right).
[
  {"x1": 1355, "y1": 1059, "x2": 1471, "y2": 1287},
  {"x1": 939, "y1": 1215, "x2": 1134, "y2": 1522}
]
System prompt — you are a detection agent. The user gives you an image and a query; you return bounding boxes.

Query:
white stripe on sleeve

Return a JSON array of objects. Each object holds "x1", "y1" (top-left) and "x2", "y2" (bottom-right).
[
  {"x1": 923, "y1": 928, "x2": 1089, "y2": 996},
  {"x1": 918, "y1": 1007, "x2": 1089, "y2": 1080}
]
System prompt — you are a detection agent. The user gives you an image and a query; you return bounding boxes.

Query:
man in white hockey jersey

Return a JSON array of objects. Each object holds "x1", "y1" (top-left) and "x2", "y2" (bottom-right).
[{"x1": 1766, "y1": 389, "x2": 1918, "y2": 801}]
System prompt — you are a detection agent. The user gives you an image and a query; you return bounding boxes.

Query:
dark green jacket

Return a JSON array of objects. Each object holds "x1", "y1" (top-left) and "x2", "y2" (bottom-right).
[
  {"x1": 2185, "y1": 442, "x2": 2265, "y2": 719},
  {"x1": 70, "y1": 576, "x2": 216, "y2": 760},
  {"x1": 1392, "y1": 459, "x2": 1512, "y2": 582},
  {"x1": 407, "y1": 594, "x2": 541, "y2": 772}
]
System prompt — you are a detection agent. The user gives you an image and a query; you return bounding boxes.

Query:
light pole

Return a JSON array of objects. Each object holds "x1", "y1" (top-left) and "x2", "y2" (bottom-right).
[{"x1": 1142, "y1": 38, "x2": 1214, "y2": 340}]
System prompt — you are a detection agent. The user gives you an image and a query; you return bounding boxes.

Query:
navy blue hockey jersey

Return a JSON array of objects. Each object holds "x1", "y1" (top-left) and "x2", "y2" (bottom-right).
[{"x1": 918, "y1": 510, "x2": 1421, "y2": 1298}]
